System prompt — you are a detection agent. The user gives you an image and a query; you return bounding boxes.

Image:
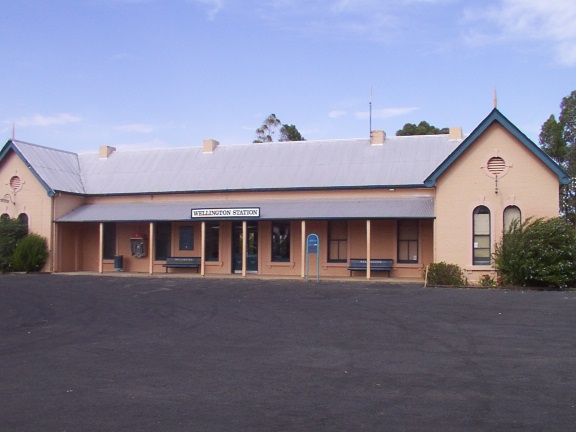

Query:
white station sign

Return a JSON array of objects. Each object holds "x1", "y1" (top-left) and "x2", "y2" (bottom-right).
[{"x1": 191, "y1": 208, "x2": 260, "y2": 219}]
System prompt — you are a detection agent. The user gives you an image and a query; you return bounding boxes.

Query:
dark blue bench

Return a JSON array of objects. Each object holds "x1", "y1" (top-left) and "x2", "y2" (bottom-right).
[
  {"x1": 348, "y1": 258, "x2": 393, "y2": 276},
  {"x1": 163, "y1": 257, "x2": 201, "y2": 273}
]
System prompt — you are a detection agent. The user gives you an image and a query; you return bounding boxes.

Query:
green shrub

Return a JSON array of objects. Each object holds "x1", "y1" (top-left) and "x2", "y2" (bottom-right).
[
  {"x1": 11, "y1": 234, "x2": 49, "y2": 273},
  {"x1": 426, "y1": 262, "x2": 466, "y2": 286},
  {"x1": 0, "y1": 218, "x2": 28, "y2": 272},
  {"x1": 494, "y1": 217, "x2": 576, "y2": 289}
]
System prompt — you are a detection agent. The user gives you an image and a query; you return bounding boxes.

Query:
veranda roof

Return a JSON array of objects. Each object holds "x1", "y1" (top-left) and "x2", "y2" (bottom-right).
[{"x1": 56, "y1": 197, "x2": 435, "y2": 222}]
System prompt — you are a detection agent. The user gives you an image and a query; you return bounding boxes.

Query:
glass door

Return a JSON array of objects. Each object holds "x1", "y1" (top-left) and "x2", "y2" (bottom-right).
[{"x1": 232, "y1": 222, "x2": 258, "y2": 272}]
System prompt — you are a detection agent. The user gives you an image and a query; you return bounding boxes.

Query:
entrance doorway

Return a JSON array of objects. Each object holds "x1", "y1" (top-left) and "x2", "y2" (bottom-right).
[{"x1": 232, "y1": 222, "x2": 258, "y2": 272}]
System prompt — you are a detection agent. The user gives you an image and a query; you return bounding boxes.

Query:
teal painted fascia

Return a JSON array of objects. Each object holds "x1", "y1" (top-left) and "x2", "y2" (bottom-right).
[
  {"x1": 424, "y1": 109, "x2": 571, "y2": 187},
  {"x1": 0, "y1": 140, "x2": 55, "y2": 197}
]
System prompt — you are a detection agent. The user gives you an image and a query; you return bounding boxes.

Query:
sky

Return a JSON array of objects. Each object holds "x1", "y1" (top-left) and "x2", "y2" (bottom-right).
[{"x1": 1, "y1": 0, "x2": 575, "y2": 153}]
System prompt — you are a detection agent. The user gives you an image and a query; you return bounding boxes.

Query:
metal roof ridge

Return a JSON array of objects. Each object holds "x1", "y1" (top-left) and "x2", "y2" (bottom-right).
[
  {"x1": 76, "y1": 137, "x2": 372, "y2": 155},
  {"x1": 12, "y1": 139, "x2": 79, "y2": 156}
]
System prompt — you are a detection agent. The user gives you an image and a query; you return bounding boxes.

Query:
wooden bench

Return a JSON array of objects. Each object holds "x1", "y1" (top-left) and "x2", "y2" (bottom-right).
[
  {"x1": 163, "y1": 257, "x2": 201, "y2": 273},
  {"x1": 348, "y1": 258, "x2": 393, "y2": 276}
]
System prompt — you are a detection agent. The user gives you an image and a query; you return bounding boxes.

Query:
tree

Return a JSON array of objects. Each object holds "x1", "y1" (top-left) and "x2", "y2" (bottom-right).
[
  {"x1": 279, "y1": 124, "x2": 305, "y2": 141},
  {"x1": 539, "y1": 90, "x2": 576, "y2": 223},
  {"x1": 254, "y1": 114, "x2": 305, "y2": 143},
  {"x1": 254, "y1": 114, "x2": 281, "y2": 143},
  {"x1": 396, "y1": 121, "x2": 448, "y2": 136}
]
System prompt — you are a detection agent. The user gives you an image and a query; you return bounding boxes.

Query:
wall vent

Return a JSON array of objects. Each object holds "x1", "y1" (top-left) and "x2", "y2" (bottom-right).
[
  {"x1": 487, "y1": 157, "x2": 506, "y2": 175},
  {"x1": 9, "y1": 176, "x2": 22, "y2": 192}
]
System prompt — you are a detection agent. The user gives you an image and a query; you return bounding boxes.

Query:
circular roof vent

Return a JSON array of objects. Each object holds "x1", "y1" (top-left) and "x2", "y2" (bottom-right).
[
  {"x1": 487, "y1": 157, "x2": 506, "y2": 176},
  {"x1": 9, "y1": 176, "x2": 22, "y2": 192}
]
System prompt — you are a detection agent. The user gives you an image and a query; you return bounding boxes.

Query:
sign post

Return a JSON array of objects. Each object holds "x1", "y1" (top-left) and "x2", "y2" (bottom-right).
[{"x1": 305, "y1": 233, "x2": 320, "y2": 282}]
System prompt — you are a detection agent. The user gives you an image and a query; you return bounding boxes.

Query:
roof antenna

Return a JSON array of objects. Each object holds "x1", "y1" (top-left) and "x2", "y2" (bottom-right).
[
  {"x1": 369, "y1": 85, "x2": 373, "y2": 138},
  {"x1": 493, "y1": 87, "x2": 498, "y2": 109},
  {"x1": 11, "y1": 122, "x2": 15, "y2": 141}
]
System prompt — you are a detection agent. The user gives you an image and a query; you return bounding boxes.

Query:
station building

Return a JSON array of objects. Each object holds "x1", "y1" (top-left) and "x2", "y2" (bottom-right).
[{"x1": 0, "y1": 109, "x2": 569, "y2": 282}]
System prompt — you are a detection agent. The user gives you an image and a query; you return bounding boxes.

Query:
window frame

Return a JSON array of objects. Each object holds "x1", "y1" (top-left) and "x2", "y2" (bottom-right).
[
  {"x1": 102, "y1": 222, "x2": 117, "y2": 260},
  {"x1": 328, "y1": 220, "x2": 348, "y2": 263},
  {"x1": 473, "y1": 206, "x2": 491, "y2": 265},
  {"x1": 178, "y1": 226, "x2": 195, "y2": 251},
  {"x1": 204, "y1": 222, "x2": 220, "y2": 262},
  {"x1": 397, "y1": 219, "x2": 419, "y2": 264},
  {"x1": 503, "y1": 205, "x2": 521, "y2": 232},
  {"x1": 155, "y1": 222, "x2": 172, "y2": 261},
  {"x1": 17, "y1": 213, "x2": 29, "y2": 234},
  {"x1": 271, "y1": 221, "x2": 290, "y2": 262}
]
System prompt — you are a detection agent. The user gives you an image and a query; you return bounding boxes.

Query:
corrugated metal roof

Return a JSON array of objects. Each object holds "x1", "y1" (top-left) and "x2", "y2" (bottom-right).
[
  {"x1": 10, "y1": 140, "x2": 84, "y2": 194},
  {"x1": 56, "y1": 197, "x2": 435, "y2": 222},
  {"x1": 9, "y1": 135, "x2": 462, "y2": 196},
  {"x1": 76, "y1": 136, "x2": 460, "y2": 194}
]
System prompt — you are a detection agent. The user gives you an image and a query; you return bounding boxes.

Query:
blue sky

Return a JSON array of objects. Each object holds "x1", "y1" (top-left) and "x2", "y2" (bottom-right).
[{"x1": 1, "y1": 0, "x2": 575, "y2": 152}]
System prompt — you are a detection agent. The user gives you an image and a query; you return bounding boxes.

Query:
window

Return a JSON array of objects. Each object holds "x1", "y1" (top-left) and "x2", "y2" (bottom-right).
[
  {"x1": 179, "y1": 226, "x2": 194, "y2": 251},
  {"x1": 328, "y1": 220, "x2": 347, "y2": 262},
  {"x1": 1, "y1": 213, "x2": 9, "y2": 221},
  {"x1": 17, "y1": 213, "x2": 28, "y2": 233},
  {"x1": 205, "y1": 222, "x2": 219, "y2": 261},
  {"x1": 473, "y1": 206, "x2": 491, "y2": 265},
  {"x1": 271, "y1": 222, "x2": 290, "y2": 262},
  {"x1": 398, "y1": 220, "x2": 418, "y2": 263},
  {"x1": 504, "y1": 206, "x2": 521, "y2": 232},
  {"x1": 155, "y1": 222, "x2": 171, "y2": 260},
  {"x1": 102, "y1": 223, "x2": 116, "y2": 259}
]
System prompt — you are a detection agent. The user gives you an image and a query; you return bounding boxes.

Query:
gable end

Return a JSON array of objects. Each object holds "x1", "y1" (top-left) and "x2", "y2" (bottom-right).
[
  {"x1": 0, "y1": 140, "x2": 55, "y2": 197},
  {"x1": 423, "y1": 109, "x2": 570, "y2": 187}
]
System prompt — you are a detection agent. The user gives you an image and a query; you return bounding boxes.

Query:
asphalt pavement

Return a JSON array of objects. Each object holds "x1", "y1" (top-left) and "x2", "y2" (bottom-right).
[{"x1": 1, "y1": 274, "x2": 575, "y2": 431}]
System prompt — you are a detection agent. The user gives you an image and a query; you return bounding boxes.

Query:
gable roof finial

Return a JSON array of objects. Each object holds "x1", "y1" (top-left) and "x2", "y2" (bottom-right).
[
  {"x1": 11, "y1": 122, "x2": 15, "y2": 141},
  {"x1": 493, "y1": 87, "x2": 498, "y2": 109}
]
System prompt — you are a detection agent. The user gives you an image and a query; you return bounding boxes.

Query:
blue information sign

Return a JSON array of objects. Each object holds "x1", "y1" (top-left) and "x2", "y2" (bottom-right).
[
  {"x1": 306, "y1": 233, "x2": 320, "y2": 282},
  {"x1": 307, "y1": 233, "x2": 319, "y2": 254}
]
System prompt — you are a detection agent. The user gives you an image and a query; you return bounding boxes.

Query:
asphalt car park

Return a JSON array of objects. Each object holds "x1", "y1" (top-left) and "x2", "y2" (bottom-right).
[{"x1": 1, "y1": 274, "x2": 575, "y2": 431}]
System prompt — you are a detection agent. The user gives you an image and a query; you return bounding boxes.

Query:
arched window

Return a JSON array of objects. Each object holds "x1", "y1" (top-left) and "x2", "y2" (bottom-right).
[
  {"x1": 504, "y1": 206, "x2": 521, "y2": 232},
  {"x1": 17, "y1": 213, "x2": 29, "y2": 233},
  {"x1": 0, "y1": 213, "x2": 9, "y2": 221},
  {"x1": 473, "y1": 206, "x2": 491, "y2": 265}
]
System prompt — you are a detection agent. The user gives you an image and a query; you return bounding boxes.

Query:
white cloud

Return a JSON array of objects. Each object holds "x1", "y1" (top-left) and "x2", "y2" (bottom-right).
[
  {"x1": 257, "y1": 0, "x2": 455, "y2": 42},
  {"x1": 465, "y1": 0, "x2": 576, "y2": 66},
  {"x1": 256, "y1": 0, "x2": 400, "y2": 42},
  {"x1": 355, "y1": 107, "x2": 420, "y2": 120},
  {"x1": 191, "y1": 0, "x2": 224, "y2": 20},
  {"x1": 330, "y1": 0, "x2": 379, "y2": 14},
  {"x1": 328, "y1": 110, "x2": 348, "y2": 118},
  {"x1": 114, "y1": 123, "x2": 156, "y2": 133},
  {"x1": 14, "y1": 113, "x2": 82, "y2": 128}
]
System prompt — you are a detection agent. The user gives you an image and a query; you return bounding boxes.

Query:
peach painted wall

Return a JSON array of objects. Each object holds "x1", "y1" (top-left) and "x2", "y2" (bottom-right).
[
  {"x1": 53, "y1": 194, "x2": 87, "y2": 272},
  {"x1": 73, "y1": 188, "x2": 436, "y2": 277},
  {"x1": 0, "y1": 151, "x2": 54, "y2": 271},
  {"x1": 58, "y1": 223, "x2": 100, "y2": 272},
  {"x1": 434, "y1": 123, "x2": 561, "y2": 282}
]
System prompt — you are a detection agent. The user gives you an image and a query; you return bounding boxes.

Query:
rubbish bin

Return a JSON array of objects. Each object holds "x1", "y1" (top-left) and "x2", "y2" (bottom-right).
[{"x1": 114, "y1": 255, "x2": 123, "y2": 271}]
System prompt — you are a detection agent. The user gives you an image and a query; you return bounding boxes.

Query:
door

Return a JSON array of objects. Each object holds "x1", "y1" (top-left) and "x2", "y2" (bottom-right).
[{"x1": 232, "y1": 222, "x2": 258, "y2": 272}]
